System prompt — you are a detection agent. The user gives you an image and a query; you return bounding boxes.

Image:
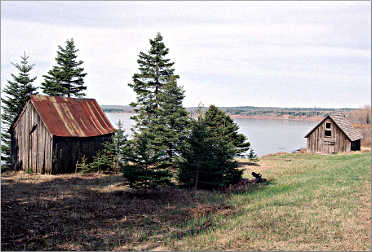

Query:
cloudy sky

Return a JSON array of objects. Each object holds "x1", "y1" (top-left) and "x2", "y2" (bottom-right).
[{"x1": 1, "y1": 1, "x2": 371, "y2": 108}]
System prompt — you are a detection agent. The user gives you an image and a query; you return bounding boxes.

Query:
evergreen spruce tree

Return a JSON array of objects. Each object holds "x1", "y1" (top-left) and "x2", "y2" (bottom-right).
[
  {"x1": 158, "y1": 76, "x2": 190, "y2": 161},
  {"x1": 91, "y1": 120, "x2": 129, "y2": 172},
  {"x1": 123, "y1": 33, "x2": 189, "y2": 189},
  {"x1": 178, "y1": 118, "x2": 212, "y2": 189},
  {"x1": 248, "y1": 148, "x2": 258, "y2": 161},
  {"x1": 204, "y1": 105, "x2": 250, "y2": 156},
  {"x1": 112, "y1": 120, "x2": 129, "y2": 168},
  {"x1": 41, "y1": 38, "x2": 87, "y2": 97},
  {"x1": 128, "y1": 32, "x2": 180, "y2": 129},
  {"x1": 1, "y1": 53, "x2": 38, "y2": 165},
  {"x1": 178, "y1": 112, "x2": 242, "y2": 189},
  {"x1": 121, "y1": 130, "x2": 173, "y2": 190}
]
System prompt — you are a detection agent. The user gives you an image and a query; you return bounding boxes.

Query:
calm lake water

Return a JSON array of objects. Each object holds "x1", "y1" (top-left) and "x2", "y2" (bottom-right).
[{"x1": 106, "y1": 113, "x2": 315, "y2": 157}]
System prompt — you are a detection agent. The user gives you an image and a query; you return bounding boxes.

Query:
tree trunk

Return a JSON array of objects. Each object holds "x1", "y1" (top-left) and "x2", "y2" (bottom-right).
[{"x1": 194, "y1": 165, "x2": 199, "y2": 190}]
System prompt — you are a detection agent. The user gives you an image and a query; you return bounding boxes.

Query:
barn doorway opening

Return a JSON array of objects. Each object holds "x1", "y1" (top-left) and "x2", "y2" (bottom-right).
[{"x1": 351, "y1": 139, "x2": 361, "y2": 151}]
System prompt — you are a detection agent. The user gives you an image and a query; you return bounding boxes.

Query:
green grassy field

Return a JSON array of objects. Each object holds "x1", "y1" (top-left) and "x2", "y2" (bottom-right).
[
  {"x1": 169, "y1": 152, "x2": 371, "y2": 251},
  {"x1": 2, "y1": 152, "x2": 370, "y2": 250}
]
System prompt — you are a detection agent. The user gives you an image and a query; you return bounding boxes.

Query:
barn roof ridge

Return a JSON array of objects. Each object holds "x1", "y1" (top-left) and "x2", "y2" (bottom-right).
[
  {"x1": 31, "y1": 94, "x2": 96, "y2": 101},
  {"x1": 304, "y1": 112, "x2": 362, "y2": 141},
  {"x1": 12, "y1": 95, "x2": 115, "y2": 138}
]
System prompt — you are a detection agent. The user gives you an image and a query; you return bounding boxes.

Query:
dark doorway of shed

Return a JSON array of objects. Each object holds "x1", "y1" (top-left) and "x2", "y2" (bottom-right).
[{"x1": 351, "y1": 139, "x2": 361, "y2": 151}]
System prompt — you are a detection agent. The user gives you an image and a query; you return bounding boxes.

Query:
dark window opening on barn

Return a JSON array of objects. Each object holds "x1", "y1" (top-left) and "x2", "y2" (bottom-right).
[
  {"x1": 325, "y1": 130, "x2": 332, "y2": 137},
  {"x1": 326, "y1": 122, "x2": 331, "y2": 129},
  {"x1": 29, "y1": 124, "x2": 38, "y2": 135}
]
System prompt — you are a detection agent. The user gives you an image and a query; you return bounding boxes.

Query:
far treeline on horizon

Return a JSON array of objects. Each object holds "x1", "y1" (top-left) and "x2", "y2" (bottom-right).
[{"x1": 100, "y1": 104, "x2": 360, "y2": 118}]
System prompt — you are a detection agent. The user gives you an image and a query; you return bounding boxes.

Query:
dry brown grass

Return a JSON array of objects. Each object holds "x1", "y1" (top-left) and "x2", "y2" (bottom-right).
[
  {"x1": 348, "y1": 106, "x2": 371, "y2": 125},
  {"x1": 348, "y1": 105, "x2": 371, "y2": 147},
  {"x1": 1, "y1": 171, "x2": 240, "y2": 251},
  {"x1": 353, "y1": 123, "x2": 371, "y2": 147}
]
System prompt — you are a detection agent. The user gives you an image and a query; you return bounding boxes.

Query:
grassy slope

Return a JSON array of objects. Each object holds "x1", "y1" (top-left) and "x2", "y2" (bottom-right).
[
  {"x1": 1, "y1": 152, "x2": 370, "y2": 251},
  {"x1": 170, "y1": 152, "x2": 371, "y2": 251}
]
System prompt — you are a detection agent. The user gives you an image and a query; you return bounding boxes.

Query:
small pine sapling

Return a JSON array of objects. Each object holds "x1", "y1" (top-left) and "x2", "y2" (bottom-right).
[
  {"x1": 248, "y1": 148, "x2": 259, "y2": 161},
  {"x1": 75, "y1": 155, "x2": 90, "y2": 174}
]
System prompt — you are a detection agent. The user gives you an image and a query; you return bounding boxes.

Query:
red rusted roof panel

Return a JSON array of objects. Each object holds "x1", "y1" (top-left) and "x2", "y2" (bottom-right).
[{"x1": 30, "y1": 95, "x2": 115, "y2": 137}]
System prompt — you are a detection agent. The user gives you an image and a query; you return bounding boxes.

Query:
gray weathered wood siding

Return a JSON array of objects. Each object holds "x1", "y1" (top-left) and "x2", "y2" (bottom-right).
[
  {"x1": 11, "y1": 101, "x2": 53, "y2": 173},
  {"x1": 307, "y1": 118, "x2": 351, "y2": 153}
]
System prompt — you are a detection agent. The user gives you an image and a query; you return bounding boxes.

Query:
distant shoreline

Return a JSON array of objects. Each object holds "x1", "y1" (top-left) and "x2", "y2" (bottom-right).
[
  {"x1": 229, "y1": 114, "x2": 323, "y2": 122},
  {"x1": 104, "y1": 111, "x2": 322, "y2": 122},
  {"x1": 102, "y1": 104, "x2": 353, "y2": 123}
]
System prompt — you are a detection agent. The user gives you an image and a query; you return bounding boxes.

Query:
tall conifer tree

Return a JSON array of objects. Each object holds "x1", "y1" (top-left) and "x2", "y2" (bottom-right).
[
  {"x1": 41, "y1": 38, "x2": 87, "y2": 97},
  {"x1": 129, "y1": 32, "x2": 179, "y2": 129},
  {"x1": 123, "y1": 33, "x2": 189, "y2": 189},
  {"x1": 158, "y1": 76, "x2": 190, "y2": 161},
  {"x1": 1, "y1": 53, "x2": 38, "y2": 165}
]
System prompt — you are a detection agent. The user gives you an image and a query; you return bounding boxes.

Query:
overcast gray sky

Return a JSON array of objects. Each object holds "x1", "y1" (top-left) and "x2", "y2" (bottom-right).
[{"x1": 1, "y1": 1, "x2": 371, "y2": 108}]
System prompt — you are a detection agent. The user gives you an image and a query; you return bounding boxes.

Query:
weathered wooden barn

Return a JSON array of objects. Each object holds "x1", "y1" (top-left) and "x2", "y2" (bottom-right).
[
  {"x1": 10, "y1": 95, "x2": 115, "y2": 174},
  {"x1": 305, "y1": 113, "x2": 362, "y2": 153}
]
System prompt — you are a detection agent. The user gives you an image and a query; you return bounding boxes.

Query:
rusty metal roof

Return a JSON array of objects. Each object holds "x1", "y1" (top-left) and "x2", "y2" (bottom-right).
[
  {"x1": 304, "y1": 112, "x2": 362, "y2": 141},
  {"x1": 28, "y1": 95, "x2": 115, "y2": 137}
]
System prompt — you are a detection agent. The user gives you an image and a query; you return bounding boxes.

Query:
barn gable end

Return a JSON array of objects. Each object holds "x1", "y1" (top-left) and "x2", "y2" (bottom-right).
[
  {"x1": 11, "y1": 100, "x2": 53, "y2": 173},
  {"x1": 305, "y1": 113, "x2": 362, "y2": 153}
]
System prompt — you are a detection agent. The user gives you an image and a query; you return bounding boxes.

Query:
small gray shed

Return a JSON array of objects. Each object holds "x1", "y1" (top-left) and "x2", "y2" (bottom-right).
[{"x1": 305, "y1": 113, "x2": 362, "y2": 153}]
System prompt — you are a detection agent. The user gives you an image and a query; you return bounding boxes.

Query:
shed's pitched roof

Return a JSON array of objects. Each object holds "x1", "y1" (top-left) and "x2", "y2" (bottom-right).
[
  {"x1": 305, "y1": 113, "x2": 362, "y2": 141},
  {"x1": 15, "y1": 95, "x2": 115, "y2": 137}
]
